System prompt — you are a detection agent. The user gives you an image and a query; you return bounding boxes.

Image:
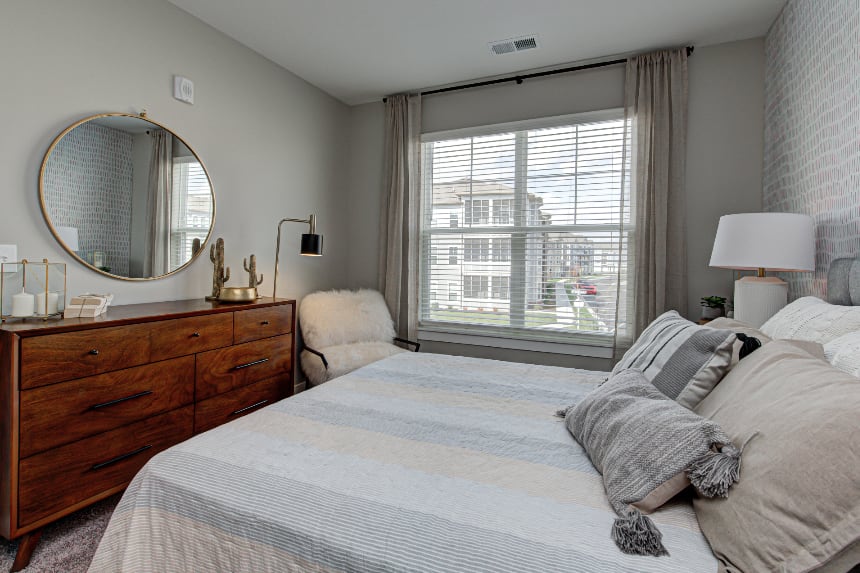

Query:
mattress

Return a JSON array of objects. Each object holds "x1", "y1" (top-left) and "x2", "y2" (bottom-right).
[{"x1": 89, "y1": 352, "x2": 718, "y2": 572}]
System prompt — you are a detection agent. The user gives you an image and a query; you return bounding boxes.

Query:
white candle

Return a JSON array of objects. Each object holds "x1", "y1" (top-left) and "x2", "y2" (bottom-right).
[
  {"x1": 35, "y1": 291, "x2": 59, "y2": 315},
  {"x1": 11, "y1": 292, "x2": 35, "y2": 317}
]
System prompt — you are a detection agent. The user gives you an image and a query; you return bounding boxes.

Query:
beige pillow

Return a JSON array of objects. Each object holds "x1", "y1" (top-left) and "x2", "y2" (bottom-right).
[{"x1": 693, "y1": 340, "x2": 860, "y2": 573}]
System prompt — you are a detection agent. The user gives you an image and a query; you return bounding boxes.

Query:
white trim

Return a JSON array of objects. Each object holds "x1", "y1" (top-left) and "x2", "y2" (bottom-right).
[
  {"x1": 418, "y1": 327, "x2": 614, "y2": 358},
  {"x1": 421, "y1": 108, "x2": 623, "y2": 142}
]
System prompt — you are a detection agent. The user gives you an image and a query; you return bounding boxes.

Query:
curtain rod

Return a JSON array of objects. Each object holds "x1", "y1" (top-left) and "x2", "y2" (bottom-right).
[{"x1": 383, "y1": 46, "x2": 694, "y2": 102}]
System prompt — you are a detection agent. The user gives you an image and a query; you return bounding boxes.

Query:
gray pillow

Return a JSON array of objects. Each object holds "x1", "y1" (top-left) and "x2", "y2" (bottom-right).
[
  {"x1": 561, "y1": 368, "x2": 743, "y2": 557},
  {"x1": 613, "y1": 310, "x2": 736, "y2": 408}
]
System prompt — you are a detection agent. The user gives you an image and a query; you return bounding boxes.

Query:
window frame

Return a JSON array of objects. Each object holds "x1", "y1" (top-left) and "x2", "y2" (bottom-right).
[{"x1": 419, "y1": 109, "x2": 630, "y2": 350}]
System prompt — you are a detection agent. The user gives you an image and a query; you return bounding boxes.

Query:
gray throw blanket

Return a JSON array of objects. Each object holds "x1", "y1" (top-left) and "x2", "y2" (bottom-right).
[{"x1": 559, "y1": 369, "x2": 744, "y2": 556}]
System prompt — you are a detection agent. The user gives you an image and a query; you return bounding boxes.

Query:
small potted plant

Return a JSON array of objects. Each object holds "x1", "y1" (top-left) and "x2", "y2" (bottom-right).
[{"x1": 700, "y1": 295, "x2": 727, "y2": 320}]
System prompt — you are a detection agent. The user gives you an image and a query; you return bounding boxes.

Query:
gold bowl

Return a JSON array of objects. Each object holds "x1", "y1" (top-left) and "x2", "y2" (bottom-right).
[{"x1": 218, "y1": 287, "x2": 258, "y2": 303}]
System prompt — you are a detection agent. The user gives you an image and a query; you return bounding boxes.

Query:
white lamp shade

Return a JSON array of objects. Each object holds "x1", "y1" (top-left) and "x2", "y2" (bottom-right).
[
  {"x1": 709, "y1": 213, "x2": 814, "y2": 272},
  {"x1": 55, "y1": 226, "x2": 79, "y2": 251}
]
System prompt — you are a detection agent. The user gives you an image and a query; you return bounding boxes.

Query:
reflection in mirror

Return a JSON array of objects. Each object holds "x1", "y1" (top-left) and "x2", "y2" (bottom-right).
[{"x1": 40, "y1": 114, "x2": 214, "y2": 280}]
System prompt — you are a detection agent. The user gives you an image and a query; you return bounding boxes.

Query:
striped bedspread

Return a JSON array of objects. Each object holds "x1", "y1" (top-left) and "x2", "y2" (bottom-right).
[{"x1": 89, "y1": 352, "x2": 718, "y2": 573}]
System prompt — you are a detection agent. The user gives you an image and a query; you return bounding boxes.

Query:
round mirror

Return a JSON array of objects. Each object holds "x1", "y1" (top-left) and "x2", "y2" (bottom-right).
[{"x1": 39, "y1": 113, "x2": 215, "y2": 280}]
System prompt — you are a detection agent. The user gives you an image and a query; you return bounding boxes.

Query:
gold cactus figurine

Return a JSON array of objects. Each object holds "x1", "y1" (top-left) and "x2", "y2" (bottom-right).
[
  {"x1": 206, "y1": 238, "x2": 230, "y2": 301},
  {"x1": 243, "y1": 254, "x2": 263, "y2": 290}
]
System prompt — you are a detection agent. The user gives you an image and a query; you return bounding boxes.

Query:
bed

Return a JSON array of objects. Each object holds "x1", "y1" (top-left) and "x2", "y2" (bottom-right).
[
  {"x1": 89, "y1": 352, "x2": 719, "y2": 573},
  {"x1": 90, "y1": 258, "x2": 860, "y2": 573}
]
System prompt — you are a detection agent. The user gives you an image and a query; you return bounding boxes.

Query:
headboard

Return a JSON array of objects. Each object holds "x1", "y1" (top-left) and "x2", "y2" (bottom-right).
[{"x1": 826, "y1": 258, "x2": 860, "y2": 305}]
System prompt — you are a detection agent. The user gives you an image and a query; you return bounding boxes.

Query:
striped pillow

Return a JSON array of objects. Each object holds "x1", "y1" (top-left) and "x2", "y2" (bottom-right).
[{"x1": 613, "y1": 311, "x2": 736, "y2": 409}]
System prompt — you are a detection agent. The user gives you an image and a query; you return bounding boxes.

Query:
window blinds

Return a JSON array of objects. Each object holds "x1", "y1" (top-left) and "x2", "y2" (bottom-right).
[{"x1": 419, "y1": 111, "x2": 631, "y2": 346}]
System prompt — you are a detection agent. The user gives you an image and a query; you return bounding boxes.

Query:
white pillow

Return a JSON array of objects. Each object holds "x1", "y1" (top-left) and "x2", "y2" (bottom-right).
[
  {"x1": 760, "y1": 296, "x2": 860, "y2": 344},
  {"x1": 823, "y1": 331, "x2": 860, "y2": 377}
]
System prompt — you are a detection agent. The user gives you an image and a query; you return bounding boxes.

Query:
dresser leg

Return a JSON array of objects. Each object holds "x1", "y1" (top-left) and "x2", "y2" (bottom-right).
[{"x1": 11, "y1": 529, "x2": 42, "y2": 572}]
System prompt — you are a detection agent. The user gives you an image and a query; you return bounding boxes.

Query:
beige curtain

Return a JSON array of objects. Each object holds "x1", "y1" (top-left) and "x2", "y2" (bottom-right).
[
  {"x1": 378, "y1": 94, "x2": 421, "y2": 340},
  {"x1": 144, "y1": 129, "x2": 173, "y2": 277},
  {"x1": 623, "y1": 49, "x2": 689, "y2": 339}
]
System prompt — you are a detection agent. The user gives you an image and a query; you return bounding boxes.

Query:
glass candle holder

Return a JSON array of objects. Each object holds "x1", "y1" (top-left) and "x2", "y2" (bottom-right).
[{"x1": 1, "y1": 259, "x2": 67, "y2": 321}]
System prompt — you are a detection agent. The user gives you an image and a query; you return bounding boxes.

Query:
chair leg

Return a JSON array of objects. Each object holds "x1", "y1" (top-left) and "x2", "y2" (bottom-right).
[{"x1": 11, "y1": 529, "x2": 42, "y2": 572}]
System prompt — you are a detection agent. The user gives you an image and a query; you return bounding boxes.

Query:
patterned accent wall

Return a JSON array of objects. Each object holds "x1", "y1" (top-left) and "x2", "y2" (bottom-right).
[
  {"x1": 763, "y1": 0, "x2": 860, "y2": 299},
  {"x1": 44, "y1": 123, "x2": 133, "y2": 276}
]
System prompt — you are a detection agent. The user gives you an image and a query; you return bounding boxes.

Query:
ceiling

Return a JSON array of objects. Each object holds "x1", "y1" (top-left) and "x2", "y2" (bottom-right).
[{"x1": 168, "y1": 0, "x2": 787, "y2": 106}]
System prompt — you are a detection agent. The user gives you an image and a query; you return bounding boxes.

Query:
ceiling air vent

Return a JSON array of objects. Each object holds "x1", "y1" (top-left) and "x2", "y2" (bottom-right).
[{"x1": 489, "y1": 34, "x2": 540, "y2": 55}]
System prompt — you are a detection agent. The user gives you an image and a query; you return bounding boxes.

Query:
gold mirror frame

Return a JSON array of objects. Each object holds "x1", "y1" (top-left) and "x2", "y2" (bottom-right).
[{"x1": 39, "y1": 112, "x2": 216, "y2": 281}]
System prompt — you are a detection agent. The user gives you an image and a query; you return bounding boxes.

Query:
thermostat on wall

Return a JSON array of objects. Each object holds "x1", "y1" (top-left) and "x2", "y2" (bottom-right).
[{"x1": 174, "y1": 76, "x2": 194, "y2": 104}]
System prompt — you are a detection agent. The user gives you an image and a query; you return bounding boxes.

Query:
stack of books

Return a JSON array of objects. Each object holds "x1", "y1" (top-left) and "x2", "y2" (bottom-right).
[{"x1": 64, "y1": 294, "x2": 114, "y2": 318}]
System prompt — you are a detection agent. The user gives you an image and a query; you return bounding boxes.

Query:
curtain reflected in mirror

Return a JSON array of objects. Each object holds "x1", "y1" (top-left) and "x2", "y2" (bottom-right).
[{"x1": 40, "y1": 114, "x2": 214, "y2": 280}]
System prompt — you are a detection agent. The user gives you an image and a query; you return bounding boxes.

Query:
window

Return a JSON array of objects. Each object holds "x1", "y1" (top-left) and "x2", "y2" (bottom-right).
[
  {"x1": 465, "y1": 199, "x2": 489, "y2": 225},
  {"x1": 492, "y1": 238, "x2": 511, "y2": 262},
  {"x1": 464, "y1": 275, "x2": 488, "y2": 299},
  {"x1": 450, "y1": 213, "x2": 459, "y2": 228},
  {"x1": 420, "y1": 110, "x2": 631, "y2": 346},
  {"x1": 491, "y1": 276, "x2": 510, "y2": 300},
  {"x1": 170, "y1": 158, "x2": 212, "y2": 271},
  {"x1": 464, "y1": 238, "x2": 490, "y2": 262},
  {"x1": 493, "y1": 199, "x2": 513, "y2": 224}
]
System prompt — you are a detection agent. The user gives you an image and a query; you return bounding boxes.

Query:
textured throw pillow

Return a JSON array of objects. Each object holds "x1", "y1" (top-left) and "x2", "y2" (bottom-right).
[
  {"x1": 760, "y1": 296, "x2": 860, "y2": 344},
  {"x1": 561, "y1": 369, "x2": 743, "y2": 557},
  {"x1": 613, "y1": 311, "x2": 736, "y2": 408},
  {"x1": 693, "y1": 340, "x2": 860, "y2": 573},
  {"x1": 823, "y1": 331, "x2": 860, "y2": 377},
  {"x1": 705, "y1": 317, "x2": 772, "y2": 367}
]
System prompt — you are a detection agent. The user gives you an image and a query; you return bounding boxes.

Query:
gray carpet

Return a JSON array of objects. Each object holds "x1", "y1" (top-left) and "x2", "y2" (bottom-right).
[{"x1": 0, "y1": 495, "x2": 119, "y2": 573}]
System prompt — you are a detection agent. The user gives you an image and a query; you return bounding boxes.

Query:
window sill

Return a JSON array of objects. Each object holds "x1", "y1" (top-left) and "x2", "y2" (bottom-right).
[{"x1": 418, "y1": 327, "x2": 615, "y2": 359}]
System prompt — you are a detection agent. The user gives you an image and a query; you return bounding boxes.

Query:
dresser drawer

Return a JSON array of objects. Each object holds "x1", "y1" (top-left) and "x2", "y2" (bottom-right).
[
  {"x1": 149, "y1": 313, "x2": 233, "y2": 362},
  {"x1": 20, "y1": 324, "x2": 152, "y2": 389},
  {"x1": 194, "y1": 377, "x2": 283, "y2": 433},
  {"x1": 196, "y1": 335, "x2": 292, "y2": 400},
  {"x1": 19, "y1": 356, "x2": 194, "y2": 458},
  {"x1": 233, "y1": 305, "x2": 292, "y2": 344},
  {"x1": 18, "y1": 406, "x2": 193, "y2": 528}
]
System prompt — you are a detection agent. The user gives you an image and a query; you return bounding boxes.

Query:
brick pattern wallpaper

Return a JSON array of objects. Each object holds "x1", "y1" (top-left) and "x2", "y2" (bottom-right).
[
  {"x1": 763, "y1": 0, "x2": 860, "y2": 299},
  {"x1": 44, "y1": 123, "x2": 133, "y2": 276}
]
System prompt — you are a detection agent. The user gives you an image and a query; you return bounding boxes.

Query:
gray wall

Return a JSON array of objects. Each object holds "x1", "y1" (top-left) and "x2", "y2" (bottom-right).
[
  {"x1": 763, "y1": 0, "x2": 859, "y2": 300},
  {"x1": 0, "y1": 0, "x2": 350, "y2": 304},
  {"x1": 345, "y1": 38, "x2": 766, "y2": 370},
  {"x1": 685, "y1": 39, "x2": 765, "y2": 317}
]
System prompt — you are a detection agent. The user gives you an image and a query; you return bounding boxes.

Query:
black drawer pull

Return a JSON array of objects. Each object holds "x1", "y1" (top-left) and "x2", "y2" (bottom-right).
[
  {"x1": 90, "y1": 390, "x2": 153, "y2": 410},
  {"x1": 89, "y1": 349, "x2": 100, "y2": 356},
  {"x1": 232, "y1": 357, "x2": 269, "y2": 371},
  {"x1": 91, "y1": 444, "x2": 152, "y2": 471},
  {"x1": 261, "y1": 320, "x2": 270, "y2": 326},
  {"x1": 191, "y1": 332, "x2": 201, "y2": 338},
  {"x1": 231, "y1": 399, "x2": 269, "y2": 416}
]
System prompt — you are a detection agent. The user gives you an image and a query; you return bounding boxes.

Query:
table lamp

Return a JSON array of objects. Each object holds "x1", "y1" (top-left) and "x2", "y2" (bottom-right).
[
  {"x1": 272, "y1": 214, "x2": 323, "y2": 299},
  {"x1": 709, "y1": 213, "x2": 814, "y2": 327}
]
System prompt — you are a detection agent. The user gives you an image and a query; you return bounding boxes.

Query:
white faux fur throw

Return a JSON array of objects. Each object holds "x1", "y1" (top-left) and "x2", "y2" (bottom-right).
[
  {"x1": 299, "y1": 289, "x2": 404, "y2": 385},
  {"x1": 300, "y1": 289, "x2": 396, "y2": 349}
]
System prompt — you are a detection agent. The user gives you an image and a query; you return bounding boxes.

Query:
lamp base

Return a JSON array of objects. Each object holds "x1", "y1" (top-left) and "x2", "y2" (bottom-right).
[{"x1": 733, "y1": 276, "x2": 788, "y2": 328}]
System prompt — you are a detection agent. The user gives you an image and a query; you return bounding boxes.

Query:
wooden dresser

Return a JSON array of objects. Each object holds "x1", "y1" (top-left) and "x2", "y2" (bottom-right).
[{"x1": 0, "y1": 297, "x2": 295, "y2": 570}]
